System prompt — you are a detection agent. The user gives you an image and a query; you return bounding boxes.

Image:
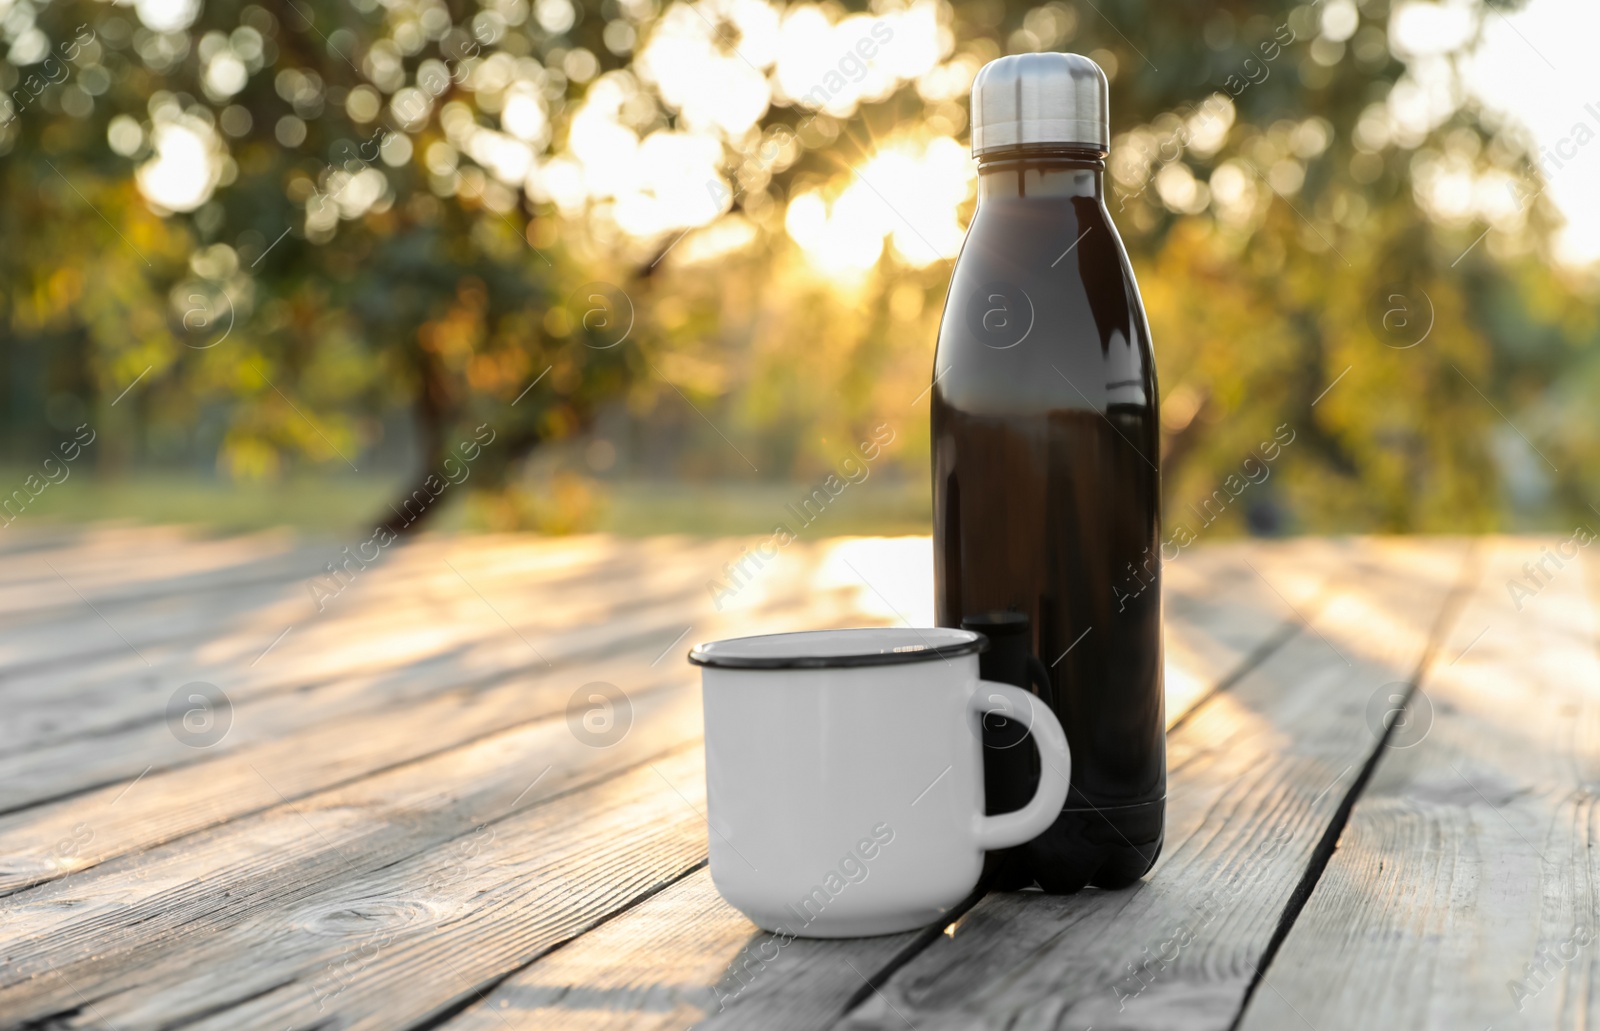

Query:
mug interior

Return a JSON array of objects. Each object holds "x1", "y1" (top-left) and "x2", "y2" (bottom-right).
[{"x1": 689, "y1": 626, "x2": 984, "y2": 669}]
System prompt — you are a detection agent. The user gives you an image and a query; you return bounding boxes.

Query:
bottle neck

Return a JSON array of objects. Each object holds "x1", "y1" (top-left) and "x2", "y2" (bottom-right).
[{"x1": 976, "y1": 148, "x2": 1105, "y2": 203}]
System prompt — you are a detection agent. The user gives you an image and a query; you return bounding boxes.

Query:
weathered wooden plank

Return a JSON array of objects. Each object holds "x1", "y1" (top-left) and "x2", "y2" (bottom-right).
[
  {"x1": 0, "y1": 651, "x2": 685, "y2": 893},
  {"x1": 831, "y1": 538, "x2": 1472, "y2": 1030},
  {"x1": 0, "y1": 533, "x2": 1407, "y2": 1031},
  {"x1": 0, "y1": 525, "x2": 617, "y2": 617},
  {"x1": 0, "y1": 533, "x2": 710, "y2": 718},
  {"x1": 435, "y1": 865, "x2": 953, "y2": 1031},
  {"x1": 0, "y1": 690, "x2": 710, "y2": 1028},
  {"x1": 435, "y1": 867, "x2": 754, "y2": 1031},
  {"x1": 0, "y1": 529, "x2": 423, "y2": 676},
  {"x1": 0, "y1": 532, "x2": 1338, "y2": 755},
  {"x1": 418, "y1": 539, "x2": 1351, "y2": 1031},
  {"x1": 0, "y1": 589, "x2": 692, "y2": 807},
  {"x1": 0, "y1": 526, "x2": 315, "y2": 615},
  {"x1": 0, "y1": 596, "x2": 866, "y2": 897},
  {"x1": 0, "y1": 538, "x2": 875, "y2": 889},
  {"x1": 180, "y1": 752, "x2": 714, "y2": 1031},
  {"x1": 0, "y1": 565, "x2": 329, "y2": 680},
  {"x1": 1160, "y1": 537, "x2": 1350, "y2": 724},
  {"x1": 0, "y1": 535, "x2": 734, "y2": 761},
  {"x1": 0, "y1": 522, "x2": 102, "y2": 556},
  {"x1": 0, "y1": 542, "x2": 338, "y2": 677},
  {"x1": 1235, "y1": 536, "x2": 1599, "y2": 1031},
  {"x1": 0, "y1": 523, "x2": 241, "y2": 564}
]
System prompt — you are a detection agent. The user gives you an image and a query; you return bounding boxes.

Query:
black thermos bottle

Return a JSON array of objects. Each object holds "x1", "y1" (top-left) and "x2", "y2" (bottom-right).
[{"x1": 934, "y1": 53, "x2": 1165, "y2": 892}]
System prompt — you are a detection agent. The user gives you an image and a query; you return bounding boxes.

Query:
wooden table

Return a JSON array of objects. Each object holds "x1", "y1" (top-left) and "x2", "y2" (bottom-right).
[{"x1": 0, "y1": 528, "x2": 1584, "y2": 1030}]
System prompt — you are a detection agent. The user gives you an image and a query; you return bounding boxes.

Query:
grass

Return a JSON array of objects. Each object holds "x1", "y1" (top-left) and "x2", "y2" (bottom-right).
[
  {"x1": 600, "y1": 478, "x2": 931, "y2": 537},
  {"x1": 0, "y1": 468, "x2": 933, "y2": 538},
  {"x1": 0, "y1": 469, "x2": 405, "y2": 535}
]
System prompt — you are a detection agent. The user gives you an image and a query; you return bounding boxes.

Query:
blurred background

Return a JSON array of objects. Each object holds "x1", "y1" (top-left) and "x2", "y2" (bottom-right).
[{"x1": 1, "y1": 0, "x2": 1595, "y2": 541}]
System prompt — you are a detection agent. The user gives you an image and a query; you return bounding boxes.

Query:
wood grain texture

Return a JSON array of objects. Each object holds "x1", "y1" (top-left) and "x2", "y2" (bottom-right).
[
  {"x1": 149, "y1": 750, "x2": 717, "y2": 1031},
  {"x1": 0, "y1": 532, "x2": 1336, "y2": 764},
  {"x1": 418, "y1": 539, "x2": 1353, "y2": 1031},
  {"x1": 833, "y1": 538, "x2": 1472, "y2": 1031},
  {"x1": 433, "y1": 867, "x2": 946, "y2": 1031},
  {"x1": 0, "y1": 532, "x2": 899, "y2": 1029},
  {"x1": 0, "y1": 565, "x2": 704, "y2": 806},
  {"x1": 0, "y1": 537, "x2": 877, "y2": 892},
  {"x1": 0, "y1": 532, "x2": 1496, "y2": 1031},
  {"x1": 0, "y1": 648, "x2": 687, "y2": 892},
  {"x1": 0, "y1": 532, "x2": 575, "y2": 678},
  {"x1": 0, "y1": 692, "x2": 710, "y2": 1028},
  {"x1": 1235, "y1": 536, "x2": 1600, "y2": 1031},
  {"x1": 1160, "y1": 537, "x2": 1350, "y2": 724},
  {"x1": 0, "y1": 534, "x2": 727, "y2": 751},
  {"x1": 0, "y1": 526, "x2": 310, "y2": 610},
  {"x1": 0, "y1": 534, "x2": 833, "y2": 815}
]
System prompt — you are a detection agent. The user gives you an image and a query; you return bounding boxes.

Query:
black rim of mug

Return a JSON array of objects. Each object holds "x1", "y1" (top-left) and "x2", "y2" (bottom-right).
[{"x1": 688, "y1": 629, "x2": 988, "y2": 670}]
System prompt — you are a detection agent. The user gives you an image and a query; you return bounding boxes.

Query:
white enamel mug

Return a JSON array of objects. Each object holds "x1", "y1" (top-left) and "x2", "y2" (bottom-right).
[{"x1": 689, "y1": 627, "x2": 1071, "y2": 938}]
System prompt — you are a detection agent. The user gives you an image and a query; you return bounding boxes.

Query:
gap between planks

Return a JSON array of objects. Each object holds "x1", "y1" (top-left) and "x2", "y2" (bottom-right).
[
  {"x1": 0, "y1": 544, "x2": 873, "y2": 896},
  {"x1": 830, "y1": 537, "x2": 1473, "y2": 1031},
  {"x1": 1232, "y1": 534, "x2": 1600, "y2": 1029},
  {"x1": 420, "y1": 538, "x2": 1358, "y2": 1031},
  {"x1": 0, "y1": 535, "x2": 1362, "y2": 1030},
  {"x1": 842, "y1": 538, "x2": 1470, "y2": 1031},
  {"x1": 1227, "y1": 538, "x2": 1484, "y2": 1030}
]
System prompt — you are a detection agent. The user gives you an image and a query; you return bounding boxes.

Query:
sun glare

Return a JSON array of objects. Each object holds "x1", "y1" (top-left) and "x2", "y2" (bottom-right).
[
  {"x1": 521, "y1": 0, "x2": 957, "y2": 262},
  {"x1": 135, "y1": 115, "x2": 221, "y2": 213},
  {"x1": 786, "y1": 135, "x2": 974, "y2": 277}
]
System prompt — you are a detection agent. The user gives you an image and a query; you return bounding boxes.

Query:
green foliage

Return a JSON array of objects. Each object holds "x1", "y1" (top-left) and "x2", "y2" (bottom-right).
[{"x1": 0, "y1": 0, "x2": 1592, "y2": 534}]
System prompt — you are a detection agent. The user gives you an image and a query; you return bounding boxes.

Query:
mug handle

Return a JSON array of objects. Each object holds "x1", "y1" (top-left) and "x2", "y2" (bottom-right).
[{"x1": 966, "y1": 680, "x2": 1072, "y2": 850}]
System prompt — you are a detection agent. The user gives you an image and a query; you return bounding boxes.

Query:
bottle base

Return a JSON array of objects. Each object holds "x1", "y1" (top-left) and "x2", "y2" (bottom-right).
[{"x1": 1024, "y1": 798, "x2": 1165, "y2": 894}]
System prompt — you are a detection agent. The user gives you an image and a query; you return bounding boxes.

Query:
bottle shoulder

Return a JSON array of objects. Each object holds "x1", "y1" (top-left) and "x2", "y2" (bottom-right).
[
  {"x1": 934, "y1": 198, "x2": 1155, "y2": 417},
  {"x1": 950, "y1": 197, "x2": 1142, "y2": 299}
]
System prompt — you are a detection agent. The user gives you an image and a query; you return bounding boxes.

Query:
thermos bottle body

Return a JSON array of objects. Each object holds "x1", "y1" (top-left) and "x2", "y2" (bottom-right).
[{"x1": 933, "y1": 53, "x2": 1165, "y2": 892}]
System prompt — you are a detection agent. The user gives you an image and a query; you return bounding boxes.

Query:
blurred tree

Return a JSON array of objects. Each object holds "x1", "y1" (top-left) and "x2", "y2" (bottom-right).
[
  {"x1": 0, "y1": 0, "x2": 1591, "y2": 535},
  {"x1": 1, "y1": 0, "x2": 642, "y2": 532}
]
